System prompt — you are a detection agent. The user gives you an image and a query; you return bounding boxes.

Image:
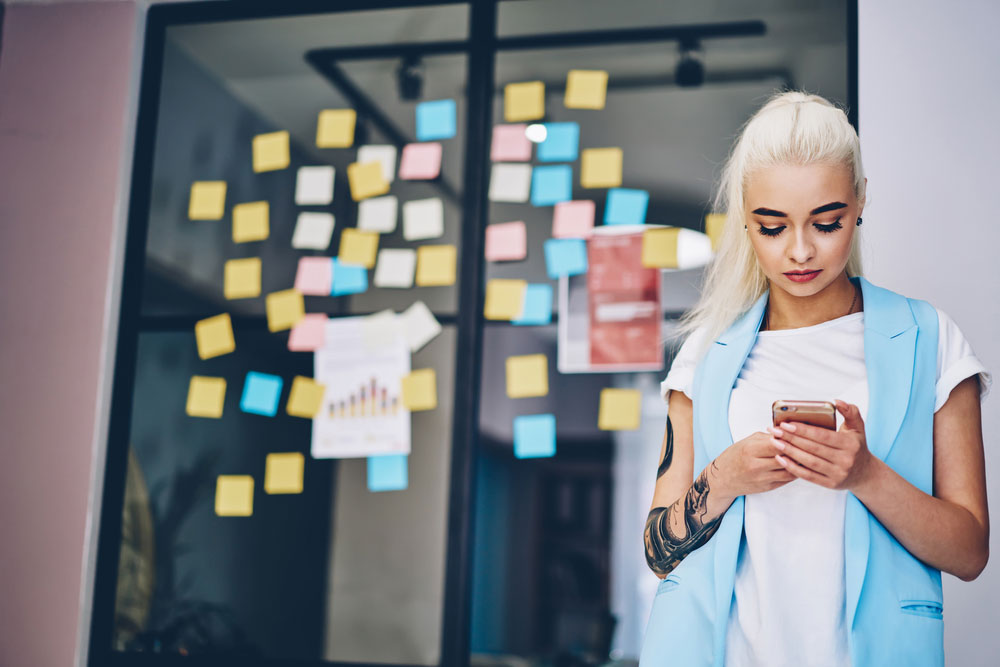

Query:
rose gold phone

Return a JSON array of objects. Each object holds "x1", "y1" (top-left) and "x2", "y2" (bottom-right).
[{"x1": 772, "y1": 400, "x2": 836, "y2": 430}]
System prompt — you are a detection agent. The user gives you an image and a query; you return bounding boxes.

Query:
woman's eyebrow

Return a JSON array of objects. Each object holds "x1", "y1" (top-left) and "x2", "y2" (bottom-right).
[{"x1": 751, "y1": 201, "x2": 848, "y2": 217}]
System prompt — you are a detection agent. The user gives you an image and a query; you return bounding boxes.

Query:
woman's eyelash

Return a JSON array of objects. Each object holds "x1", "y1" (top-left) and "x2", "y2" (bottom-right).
[{"x1": 755, "y1": 218, "x2": 843, "y2": 237}]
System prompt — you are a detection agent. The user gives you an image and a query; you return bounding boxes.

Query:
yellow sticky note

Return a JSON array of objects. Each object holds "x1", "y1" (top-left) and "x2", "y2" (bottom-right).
[
  {"x1": 252, "y1": 131, "x2": 290, "y2": 172},
  {"x1": 642, "y1": 228, "x2": 680, "y2": 269},
  {"x1": 224, "y1": 257, "x2": 262, "y2": 299},
  {"x1": 286, "y1": 375, "x2": 326, "y2": 419},
  {"x1": 265, "y1": 452, "x2": 305, "y2": 494},
  {"x1": 338, "y1": 228, "x2": 380, "y2": 268},
  {"x1": 215, "y1": 475, "x2": 254, "y2": 516},
  {"x1": 401, "y1": 368, "x2": 437, "y2": 411},
  {"x1": 232, "y1": 201, "x2": 269, "y2": 243},
  {"x1": 705, "y1": 213, "x2": 727, "y2": 251},
  {"x1": 347, "y1": 161, "x2": 390, "y2": 201},
  {"x1": 565, "y1": 69, "x2": 608, "y2": 109},
  {"x1": 265, "y1": 289, "x2": 305, "y2": 332},
  {"x1": 581, "y1": 148, "x2": 623, "y2": 188},
  {"x1": 484, "y1": 279, "x2": 527, "y2": 320},
  {"x1": 415, "y1": 244, "x2": 457, "y2": 286},
  {"x1": 504, "y1": 81, "x2": 545, "y2": 122},
  {"x1": 185, "y1": 376, "x2": 226, "y2": 418},
  {"x1": 316, "y1": 108, "x2": 357, "y2": 148},
  {"x1": 506, "y1": 354, "x2": 549, "y2": 398},
  {"x1": 598, "y1": 388, "x2": 642, "y2": 430},
  {"x1": 188, "y1": 181, "x2": 227, "y2": 220},
  {"x1": 194, "y1": 313, "x2": 235, "y2": 360}
]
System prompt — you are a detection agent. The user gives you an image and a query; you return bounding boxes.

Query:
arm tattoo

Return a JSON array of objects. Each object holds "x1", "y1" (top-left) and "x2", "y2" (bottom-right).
[
  {"x1": 656, "y1": 416, "x2": 674, "y2": 479},
  {"x1": 644, "y1": 461, "x2": 725, "y2": 576}
]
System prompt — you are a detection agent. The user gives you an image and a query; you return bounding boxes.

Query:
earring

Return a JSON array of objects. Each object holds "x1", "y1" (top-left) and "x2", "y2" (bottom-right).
[
  {"x1": 744, "y1": 225, "x2": 748, "y2": 230},
  {"x1": 856, "y1": 217, "x2": 863, "y2": 226}
]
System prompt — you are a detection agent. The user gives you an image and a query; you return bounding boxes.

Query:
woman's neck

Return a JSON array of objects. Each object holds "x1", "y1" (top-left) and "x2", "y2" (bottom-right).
[{"x1": 762, "y1": 274, "x2": 862, "y2": 331}]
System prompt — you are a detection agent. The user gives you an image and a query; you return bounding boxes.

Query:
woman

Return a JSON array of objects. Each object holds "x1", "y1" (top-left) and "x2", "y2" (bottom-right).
[{"x1": 639, "y1": 91, "x2": 990, "y2": 667}]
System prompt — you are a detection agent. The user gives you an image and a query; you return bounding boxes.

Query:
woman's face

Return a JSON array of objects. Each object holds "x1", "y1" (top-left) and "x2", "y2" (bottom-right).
[{"x1": 744, "y1": 162, "x2": 864, "y2": 298}]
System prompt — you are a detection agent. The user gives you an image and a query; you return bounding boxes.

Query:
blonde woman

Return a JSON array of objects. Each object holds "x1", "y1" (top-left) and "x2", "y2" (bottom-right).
[{"x1": 639, "y1": 91, "x2": 990, "y2": 666}]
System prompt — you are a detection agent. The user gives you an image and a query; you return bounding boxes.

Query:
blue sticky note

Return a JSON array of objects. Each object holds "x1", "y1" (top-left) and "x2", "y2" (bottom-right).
[
  {"x1": 513, "y1": 284, "x2": 554, "y2": 325},
  {"x1": 240, "y1": 372, "x2": 283, "y2": 417},
  {"x1": 514, "y1": 414, "x2": 556, "y2": 459},
  {"x1": 604, "y1": 188, "x2": 649, "y2": 225},
  {"x1": 367, "y1": 454, "x2": 408, "y2": 492},
  {"x1": 416, "y1": 99, "x2": 457, "y2": 141},
  {"x1": 331, "y1": 258, "x2": 368, "y2": 296},
  {"x1": 544, "y1": 238, "x2": 588, "y2": 279},
  {"x1": 531, "y1": 165, "x2": 573, "y2": 206},
  {"x1": 537, "y1": 122, "x2": 579, "y2": 162}
]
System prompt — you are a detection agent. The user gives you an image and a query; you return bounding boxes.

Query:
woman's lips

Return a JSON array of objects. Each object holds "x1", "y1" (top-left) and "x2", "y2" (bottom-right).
[{"x1": 784, "y1": 270, "x2": 822, "y2": 283}]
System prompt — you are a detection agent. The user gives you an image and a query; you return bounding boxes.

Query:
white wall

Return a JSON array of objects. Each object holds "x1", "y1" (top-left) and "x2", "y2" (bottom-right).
[{"x1": 859, "y1": 1, "x2": 1000, "y2": 665}]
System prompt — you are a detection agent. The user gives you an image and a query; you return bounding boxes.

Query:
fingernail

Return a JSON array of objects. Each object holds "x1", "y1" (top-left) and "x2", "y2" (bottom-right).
[
  {"x1": 776, "y1": 454, "x2": 787, "y2": 465},
  {"x1": 780, "y1": 422, "x2": 796, "y2": 432},
  {"x1": 773, "y1": 439, "x2": 786, "y2": 450},
  {"x1": 768, "y1": 426, "x2": 781, "y2": 436}
]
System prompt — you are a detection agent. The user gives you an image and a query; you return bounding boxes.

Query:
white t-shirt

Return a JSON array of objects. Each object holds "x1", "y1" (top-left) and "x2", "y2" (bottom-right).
[{"x1": 659, "y1": 308, "x2": 991, "y2": 667}]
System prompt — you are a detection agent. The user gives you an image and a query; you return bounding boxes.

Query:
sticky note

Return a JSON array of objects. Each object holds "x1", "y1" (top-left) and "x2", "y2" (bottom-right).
[
  {"x1": 605, "y1": 188, "x2": 649, "y2": 225},
  {"x1": 484, "y1": 279, "x2": 527, "y2": 321},
  {"x1": 488, "y1": 163, "x2": 532, "y2": 202},
  {"x1": 416, "y1": 99, "x2": 457, "y2": 141},
  {"x1": 485, "y1": 221, "x2": 527, "y2": 262},
  {"x1": 402, "y1": 197, "x2": 444, "y2": 241},
  {"x1": 291, "y1": 212, "x2": 335, "y2": 250},
  {"x1": 357, "y1": 144, "x2": 397, "y2": 183},
  {"x1": 398, "y1": 300, "x2": 441, "y2": 352},
  {"x1": 240, "y1": 371, "x2": 283, "y2": 417},
  {"x1": 367, "y1": 454, "x2": 408, "y2": 492},
  {"x1": 506, "y1": 354, "x2": 549, "y2": 398},
  {"x1": 415, "y1": 244, "x2": 457, "y2": 286},
  {"x1": 295, "y1": 166, "x2": 335, "y2": 205},
  {"x1": 264, "y1": 453, "x2": 305, "y2": 494},
  {"x1": 642, "y1": 228, "x2": 680, "y2": 268},
  {"x1": 186, "y1": 376, "x2": 226, "y2": 418},
  {"x1": 215, "y1": 475, "x2": 253, "y2": 517},
  {"x1": 294, "y1": 256, "x2": 333, "y2": 296},
  {"x1": 512, "y1": 284, "x2": 553, "y2": 326},
  {"x1": 195, "y1": 313, "x2": 235, "y2": 360},
  {"x1": 357, "y1": 195, "x2": 398, "y2": 233},
  {"x1": 504, "y1": 81, "x2": 545, "y2": 122},
  {"x1": 188, "y1": 181, "x2": 227, "y2": 220},
  {"x1": 565, "y1": 69, "x2": 608, "y2": 109},
  {"x1": 544, "y1": 238, "x2": 588, "y2": 278},
  {"x1": 531, "y1": 165, "x2": 573, "y2": 206},
  {"x1": 513, "y1": 414, "x2": 556, "y2": 458},
  {"x1": 361, "y1": 309, "x2": 401, "y2": 352},
  {"x1": 286, "y1": 375, "x2": 326, "y2": 418},
  {"x1": 338, "y1": 228, "x2": 380, "y2": 268},
  {"x1": 552, "y1": 200, "x2": 596, "y2": 238},
  {"x1": 491, "y1": 124, "x2": 532, "y2": 162},
  {"x1": 598, "y1": 387, "x2": 642, "y2": 430},
  {"x1": 373, "y1": 248, "x2": 417, "y2": 288},
  {"x1": 705, "y1": 213, "x2": 726, "y2": 251},
  {"x1": 316, "y1": 108, "x2": 356, "y2": 148},
  {"x1": 347, "y1": 161, "x2": 390, "y2": 201},
  {"x1": 402, "y1": 368, "x2": 437, "y2": 411},
  {"x1": 252, "y1": 130, "x2": 290, "y2": 172},
  {"x1": 537, "y1": 122, "x2": 579, "y2": 162},
  {"x1": 265, "y1": 289, "x2": 305, "y2": 332},
  {"x1": 223, "y1": 257, "x2": 261, "y2": 300},
  {"x1": 581, "y1": 147, "x2": 623, "y2": 188},
  {"x1": 232, "y1": 201, "x2": 269, "y2": 242},
  {"x1": 398, "y1": 142, "x2": 443, "y2": 180},
  {"x1": 330, "y1": 258, "x2": 368, "y2": 296},
  {"x1": 288, "y1": 313, "x2": 327, "y2": 352}
]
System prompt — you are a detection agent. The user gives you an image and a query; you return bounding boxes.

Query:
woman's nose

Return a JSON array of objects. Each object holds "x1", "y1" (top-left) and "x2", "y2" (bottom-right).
[{"x1": 788, "y1": 229, "x2": 814, "y2": 264}]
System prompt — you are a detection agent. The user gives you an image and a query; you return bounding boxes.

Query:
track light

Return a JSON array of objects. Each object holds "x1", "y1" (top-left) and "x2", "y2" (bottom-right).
[
  {"x1": 675, "y1": 39, "x2": 705, "y2": 88},
  {"x1": 396, "y1": 55, "x2": 424, "y2": 101}
]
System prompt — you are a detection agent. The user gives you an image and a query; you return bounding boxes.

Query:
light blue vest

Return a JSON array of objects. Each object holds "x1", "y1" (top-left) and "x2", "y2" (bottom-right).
[{"x1": 639, "y1": 276, "x2": 943, "y2": 667}]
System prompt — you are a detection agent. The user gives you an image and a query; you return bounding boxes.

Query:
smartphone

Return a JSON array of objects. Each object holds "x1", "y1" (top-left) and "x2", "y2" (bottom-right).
[{"x1": 772, "y1": 400, "x2": 836, "y2": 430}]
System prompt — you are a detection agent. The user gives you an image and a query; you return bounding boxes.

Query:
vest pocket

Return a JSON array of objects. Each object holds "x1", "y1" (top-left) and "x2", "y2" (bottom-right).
[
  {"x1": 899, "y1": 599, "x2": 943, "y2": 620},
  {"x1": 656, "y1": 574, "x2": 681, "y2": 595}
]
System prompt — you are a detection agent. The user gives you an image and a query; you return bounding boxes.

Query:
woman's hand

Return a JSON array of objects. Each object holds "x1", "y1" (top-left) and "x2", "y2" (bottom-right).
[
  {"x1": 715, "y1": 431, "x2": 796, "y2": 498},
  {"x1": 768, "y1": 399, "x2": 875, "y2": 491}
]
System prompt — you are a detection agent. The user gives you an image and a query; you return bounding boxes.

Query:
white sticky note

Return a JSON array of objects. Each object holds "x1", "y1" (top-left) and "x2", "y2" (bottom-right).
[
  {"x1": 398, "y1": 300, "x2": 442, "y2": 353},
  {"x1": 488, "y1": 163, "x2": 532, "y2": 202},
  {"x1": 373, "y1": 248, "x2": 417, "y2": 288},
  {"x1": 361, "y1": 309, "x2": 402, "y2": 352},
  {"x1": 357, "y1": 195, "x2": 398, "y2": 234},
  {"x1": 402, "y1": 197, "x2": 444, "y2": 241},
  {"x1": 291, "y1": 212, "x2": 335, "y2": 250},
  {"x1": 357, "y1": 144, "x2": 397, "y2": 183},
  {"x1": 295, "y1": 166, "x2": 335, "y2": 205}
]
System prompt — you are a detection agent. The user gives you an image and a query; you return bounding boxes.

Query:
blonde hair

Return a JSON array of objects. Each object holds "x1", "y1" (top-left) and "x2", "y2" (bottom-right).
[{"x1": 673, "y1": 90, "x2": 866, "y2": 361}]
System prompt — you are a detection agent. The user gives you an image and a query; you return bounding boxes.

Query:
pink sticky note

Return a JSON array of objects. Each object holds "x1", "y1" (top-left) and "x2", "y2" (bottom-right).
[
  {"x1": 552, "y1": 200, "x2": 596, "y2": 238},
  {"x1": 485, "y1": 221, "x2": 527, "y2": 262},
  {"x1": 491, "y1": 124, "x2": 532, "y2": 162},
  {"x1": 288, "y1": 313, "x2": 327, "y2": 351},
  {"x1": 294, "y1": 257, "x2": 333, "y2": 295},
  {"x1": 398, "y1": 142, "x2": 443, "y2": 180}
]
